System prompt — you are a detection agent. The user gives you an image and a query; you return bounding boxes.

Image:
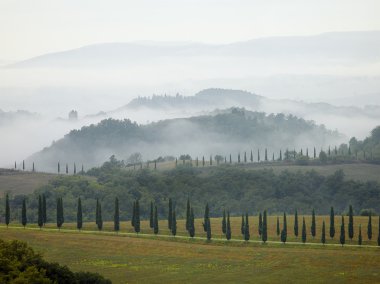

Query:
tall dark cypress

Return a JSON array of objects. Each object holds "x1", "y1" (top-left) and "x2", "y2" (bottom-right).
[
  {"x1": 171, "y1": 210, "x2": 177, "y2": 236},
  {"x1": 294, "y1": 209, "x2": 299, "y2": 238},
  {"x1": 154, "y1": 205, "x2": 159, "y2": 235},
  {"x1": 244, "y1": 213, "x2": 250, "y2": 241},
  {"x1": 377, "y1": 217, "x2": 380, "y2": 246},
  {"x1": 57, "y1": 197, "x2": 64, "y2": 230},
  {"x1": 279, "y1": 150, "x2": 282, "y2": 161},
  {"x1": 367, "y1": 212, "x2": 372, "y2": 240},
  {"x1": 202, "y1": 156, "x2": 205, "y2": 166},
  {"x1": 257, "y1": 149, "x2": 260, "y2": 162},
  {"x1": 313, "y1": 147, "x2": 316, "y2": 159},
  {"x1": 262, "y1": 210, "x2": 267, "y2": 243},
  {"x1": 38, "y1": 195, "x2": 43, "y2": 229},
  {"x1": 5, "y1": 194, "x2": 10, "y2": 228},
  {"x1": 114, "y1": 197, "x2": 120, "y2": 232},
  {"x1": 244, "y1": 152, "x2": 247, "y2": 163},
  {"x1": 77, "y1": 197, "x2": 82, "y2": 230},
  {"x1": 134, "y1": 200, "x2": 140, "y2": 233},
  {"x1": 250, "y1": 150, "x2": 253, "y2": 162},
  {"x1": 203, "y1": 203, "x2": 209, "y2": 232},
  {"x1": 186, "y1": 198, "x2": 191, "y2": 231},
  {"x1": 22, "y1": 160, "x2": 25, "y2": 171},
  {"x1": 168, "y1": 198, "x2": 173, "y2": 230},
  {"x1": 226, "y1": 211, "x2": 231, "y2": 240},
  {"x1": 265, "y1": 148, "x2": 268, "y2": 161},
  {"x1": 32, "y1": 162, "x2": 35, "y2": 172},
  {"x1": 189, "y1": 207, "x2": 195, "y2": 238},
  {"x1": 97, "y1": 201, "x2": 103, "y2": 231},
  {"x1": 131, "y1": 201, "x2": 136, "y2": 227},
  {"x1": 42, "y1": 194, "x2": 47, "y2": 225},
  {"x1": 276, "y1": 216, "x2": 280, "y2": 236},
  {"x1": 238, "y1": 153, "x2": 241, "y2": 163},
  {"x1": 21, "y1": 198, "x2": 27, "y2": 228},
  {"x1": 150, "y1": 201, "x2": 154, "y2": 229},
  {"x1": 58, "y1": 162, "x2": 60, "y2": 174},
  {"x1": 96, "y1": 199, "x2": 99, "y2": 226},
  {"x1": 258, "y1": 212, "x2": 263, "y2": 236},
  {"x1": 222, "y1": 209, "x2": 227, "y2": 234},
  {"x1": 321, "y1": 220, "x2": 326, "y2": 245},
  {"x1": 358, "y1": 224, "x2": 362, "y2": 246},
  {"x1": 340, "y1": 216, "x2": 345, "y2": 246},
  {"x1": 229, "y1": 154, "x2": 232, "y2": 163},
  {"x1": 302, "y1": 217, "x2": 306, "y2": 243},
  {"x1": 330, "y1": 206, "x2": 335, "y2": 239},
  {"x1": 348, "y1": 205, "x2": 354, "y2": 241},
  {"x1": 241, "y1": 214, "x2": 245, "y2": 235},
  {"x1": 209, "y1": 155, "x2": 212, "y2": 166},
  {"x1": 206, "y1": 218, "x2": 212, "y2": 241},
  {"x1": 281, "y1": 212, "x2": 287, "y2": 243},
  {"x1": 311, "y1": 209, "x2": 316, "y2": 239}
]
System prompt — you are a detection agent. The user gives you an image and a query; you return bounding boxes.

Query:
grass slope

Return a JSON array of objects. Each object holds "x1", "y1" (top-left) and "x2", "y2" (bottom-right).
[
  {"x1": 0, "y1": 169, "x2": 57, "y2": 195},
  {"x1": 0, "y1": 223, "x2": 379, "y2": 284}
]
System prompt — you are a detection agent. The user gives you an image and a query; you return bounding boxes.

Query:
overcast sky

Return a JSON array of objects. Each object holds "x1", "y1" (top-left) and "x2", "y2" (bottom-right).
[{"x1": 1, "y1": 0, "x2": 380, "y2": 60}]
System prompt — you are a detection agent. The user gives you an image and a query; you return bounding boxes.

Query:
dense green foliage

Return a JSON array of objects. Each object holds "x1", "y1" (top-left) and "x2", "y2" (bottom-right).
[
  {"x1": 2, "y1": 159, "x2": 380, "y2": 223},
  {"x1": 0, "y1": 239, "x2": 111, "y2": 283}
]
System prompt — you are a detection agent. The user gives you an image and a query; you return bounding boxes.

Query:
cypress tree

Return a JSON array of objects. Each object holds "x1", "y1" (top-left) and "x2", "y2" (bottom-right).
[
  {"x1": 241, "y1": 214, "x2": 245, "y2": 235},
  {"x1": 358, "y1": 224, "x2": 362, "y2": 246},
  {"x1": 321, "y1": 220, "x2": 326, "y2": 245},
  {"x1": 276, "y1": 216, "x2": 280, "y2": 236},
  {"x1": 209, "y1": 155, "x2": 212, "y2": 166},
  {"x1": 279, "y1": 150, "x2": 282, "y2": 161},
  {"x1": 96, "y1": 199, "x2": 99, "y2": 226},
  {"x1": 65, "y1": 164, "x2": 68, "y2": 174},
  {"x1": 203, "y1": 203, "x2": 209, "y2": 232},
  {"x1": 81, "y1": 164, "x2": 84, "y2": 174},
  {"x1": 244, "y1": 152, "x2": 247, "y2": 163},
  {"x1": 202, "y1": 156, "x2": 205, "y2": 166},
  {"x1": 222, "y1": 209, "x2": 226, "y2": 234},
  {"x1": 150, "y1": 201, "x2": 154, "y2": 229},
  {"x1": 196, "y1": 157, "x2": 199, "y2": 167},
  {"x1": 74, "y1": 163, "x2": 76, "y2": 174},
  {"x1": 154, "y1": 205, "x2": 159, "y2": 235},
  {"x1": 258, "y1": 212, "x2": 263, "y2": 236},
  {"x1": 32, "y1": 162, "x2": 35, "y2": 172},
  {"x1": 314, "y1": 147, "x2": 316, "y2": 159},
  {"x1": 77, "y1": 197, "x2": 82, "y2": 231},
  {"x1": 21, "y1": 198, "x2": 27, "y2": 228},
  {"x1": 250, "y1": 150, "x2": 253, "y2": 162},
  {"x1": 265, "y1": 148, "x2": 268, "y2": 161},
  {"x1": 330, "y1": 206, "x2": 335, "y2": 239},
  {"x1": 186, "y1": 198, "x2": 191, "y2": 231},
  {"x1": 171, "y1": 210, "x2": 177, "y2": 236},
  {"x1": 206, "y1": 218, "x2": 212, "y2": 241},
  {"x1": 189, "y1": 207, "x2": 195, "y2": 238},
  {"x1": 168, "y1": 198, "x2": 173, "y2": 230},
  {"x1": 42, "y1": 194, "x2": 47, "y2": 225},
  {"x1": 14, "y1": 161, "x2": 16, "y2": 169},
  {"x1": 294, "y1": 209, "x2": 299, "y2": 238},
  {"x1": 226, "y1": 211, "x2": 231, "y2": 240},
  {"x1": 262, "y1": 210, "x2": 268, "y2": 243},
  {"x1": 131, "y1": 201, "x2": 135, "y2": 227},
  {"x1": 114, "y1": 197, "x2": 120, "y2": 232},
  {"x1": 229, "y1": 154, "x2": 232, "y2": 164},
  {"x1": 238, "y1": 153, "x2": 240, "y2": 163},
  {"x1": 97, "y1": 201, "x2": 103, "y2": 231},
  {"x1": 311, "y1": 209, "x2": 316, "y2": 239},
  {"x1": 38, "y1": 195, "x2": 43, "y2": 229},
  {"x1": 244, "y1": 213, "x2": 250, "y2": 241},
  {"x1": 340, "y1": 216, "x2": 345, "y2": 246},
  {"x1": 58, "y1": 162, "x2": 60, "y2": 173},
  {"x1": 257, "y1": 149, "x2": 260, "y2": 162},
  {"x1": 302, "y1": 217, "x2": 306, "y2": 243},
  {"x1": 306, "y1": 148, "x2": 309, "y2": 158},
  {"x1": 134, "y1": 200, "x2": 140, "y2": 233},
  {"x1": 367, "y1": 212, "x2": 372, "y2": 240},
  {"x1": 283, "y1": 212, "x2": 287, "y2": 235},
  {"x1": 5, "y1": 193, "x2": 10, "y2": 228},
  {"x1": 22, "y1": 160, "x2": 25, "y2": 171},
  {"x1": 57, "y1": 197, "x2": 64, "y2": 230},
  {"x1": 348, "y1": 205, "x2": 354, "y2": 241}
]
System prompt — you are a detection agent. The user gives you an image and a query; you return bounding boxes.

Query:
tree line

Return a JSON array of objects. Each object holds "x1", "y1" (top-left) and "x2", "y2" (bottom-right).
[{"x1": 3, "y1": 193, "x2": 379, "y2": 247}]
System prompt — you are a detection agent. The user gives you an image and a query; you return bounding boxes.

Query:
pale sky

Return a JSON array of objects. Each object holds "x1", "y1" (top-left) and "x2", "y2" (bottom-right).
[{"x1": 1, "y1": 0, "x2": 380, "y2": 60}]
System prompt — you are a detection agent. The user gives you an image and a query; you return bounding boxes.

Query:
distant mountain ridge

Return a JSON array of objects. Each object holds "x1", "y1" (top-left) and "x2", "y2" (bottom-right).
[{"x1": 7, "y1": 30, "x2": 380, "y2": 69}]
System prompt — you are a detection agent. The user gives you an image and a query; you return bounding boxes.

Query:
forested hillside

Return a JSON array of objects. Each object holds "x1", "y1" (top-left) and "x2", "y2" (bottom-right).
[
  {"x1": 27, "y1": 108, "x2": 342, "y2": 172},
  {"x1": 2, "y1": 159, "x2": 379, "y2": 224}
]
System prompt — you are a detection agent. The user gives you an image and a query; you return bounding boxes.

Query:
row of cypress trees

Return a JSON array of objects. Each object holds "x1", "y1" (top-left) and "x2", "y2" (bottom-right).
[{"x1": 4, "y1": 194, "x2": 379, "y2": 246}]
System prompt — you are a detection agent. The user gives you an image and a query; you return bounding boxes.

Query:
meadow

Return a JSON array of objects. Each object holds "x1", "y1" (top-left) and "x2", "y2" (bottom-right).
[{"x1": 0, "y1": 215, "x2": 379, "y2": 283}]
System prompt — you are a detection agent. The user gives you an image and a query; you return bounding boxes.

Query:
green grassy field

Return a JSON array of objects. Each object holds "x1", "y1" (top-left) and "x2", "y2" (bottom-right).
[{"x1": 0, "y1": 219, "x2": 379, "y2": 284}]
